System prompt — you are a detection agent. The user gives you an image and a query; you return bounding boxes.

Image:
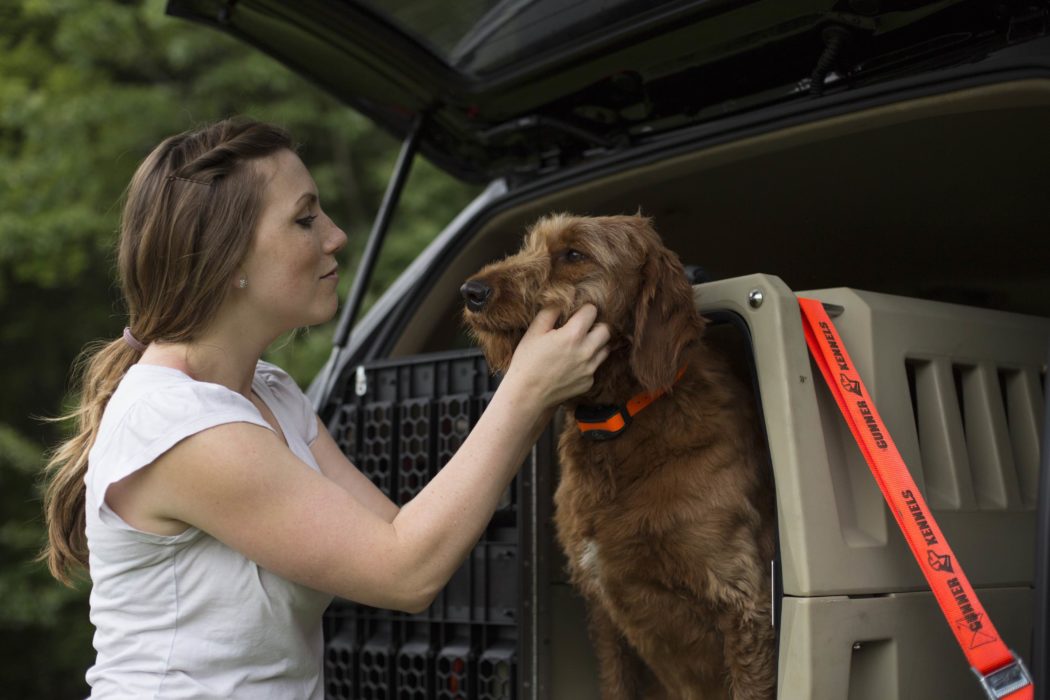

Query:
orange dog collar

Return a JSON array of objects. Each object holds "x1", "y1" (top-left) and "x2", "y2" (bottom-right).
[{"x1": 575, "y1": 365, "x2": 688, "y2": 441}]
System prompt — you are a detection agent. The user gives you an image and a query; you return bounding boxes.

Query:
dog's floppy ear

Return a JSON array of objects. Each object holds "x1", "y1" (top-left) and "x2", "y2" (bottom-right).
[{"x1": 630, "y1": 225, "x2": 705, "y2": 392}]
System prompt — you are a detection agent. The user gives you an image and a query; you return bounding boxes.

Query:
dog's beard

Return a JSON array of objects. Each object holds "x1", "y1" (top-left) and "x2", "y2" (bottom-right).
[
  {"x1": 462, "y1": 291, "x2": 538, "y2": 374},
  {"x1": 465, "y1": 324, "x2": 524, "y2": 375}
]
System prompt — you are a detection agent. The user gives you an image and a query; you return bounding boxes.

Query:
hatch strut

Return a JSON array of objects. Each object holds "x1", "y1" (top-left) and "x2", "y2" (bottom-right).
[{"x1": 315, "y1": 114, "x2": 423, "y2": 409}]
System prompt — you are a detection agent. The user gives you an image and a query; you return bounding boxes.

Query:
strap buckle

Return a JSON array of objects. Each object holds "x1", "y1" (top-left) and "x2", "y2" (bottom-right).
[{"x1": 972, "y1": 652, "x2": 1032, "y2": 699}]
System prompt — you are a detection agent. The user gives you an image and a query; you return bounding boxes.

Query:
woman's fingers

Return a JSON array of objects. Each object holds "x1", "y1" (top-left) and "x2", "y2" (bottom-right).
[
  {"x1": 585, "y1": 321, "x2": 611, "y2": 355},
  {"x1": 560, "y1": 303, "x2": 598, "y2": 336},
  {"x1": 506, "y1": 303, "x2": 611, "y2": 408},
  {"x1": 588, "y1": 344, "x2": 611, "y2": 373},
  {"x1": 565, "y1": 305, "x2": 611, "y2": 367},
  {"x1": 550, "y1": 304, "x2": 609, "y2": 366},
  {"x1": 526, "y1": 306, "x2": 562, "y2": 335}
]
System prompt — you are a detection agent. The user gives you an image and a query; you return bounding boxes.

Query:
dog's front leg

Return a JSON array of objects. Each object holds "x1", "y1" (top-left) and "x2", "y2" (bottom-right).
[
  {"x1": 587, "y1": 603, "x2": 653, "y2": 700},
  {"x1": 716, "y1": 604, "x2": 777, "y2": 700}
]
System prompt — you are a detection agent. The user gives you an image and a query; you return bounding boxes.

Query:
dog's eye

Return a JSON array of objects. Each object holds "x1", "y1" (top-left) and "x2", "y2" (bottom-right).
[{"x1": 563, "y1": 249, "x2": 586, "y2": 263}]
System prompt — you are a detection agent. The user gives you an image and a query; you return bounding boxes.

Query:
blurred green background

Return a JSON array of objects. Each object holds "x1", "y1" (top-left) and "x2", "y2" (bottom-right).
[{"x1": 1, "y1": 1, "x2": 478, "y2": 696}]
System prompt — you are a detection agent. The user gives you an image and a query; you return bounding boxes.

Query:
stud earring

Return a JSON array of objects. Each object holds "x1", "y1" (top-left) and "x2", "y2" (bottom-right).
[{"x1": 238, "y1": 277, "x2": 248, "y2": 289}]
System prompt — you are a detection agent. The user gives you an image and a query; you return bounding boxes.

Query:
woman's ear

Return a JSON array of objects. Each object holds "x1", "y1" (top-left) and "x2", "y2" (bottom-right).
[{"x1": 629, "y1": 225, "x2": 705, "y2": 392}]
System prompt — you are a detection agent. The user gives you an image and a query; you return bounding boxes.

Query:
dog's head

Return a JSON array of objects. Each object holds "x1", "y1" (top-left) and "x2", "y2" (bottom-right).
[{"x1": 461, "y1": 213, "x2": 704, "y2": 393}]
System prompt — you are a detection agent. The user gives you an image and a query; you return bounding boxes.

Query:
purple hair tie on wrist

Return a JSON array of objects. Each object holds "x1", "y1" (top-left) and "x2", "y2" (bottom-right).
[{"x1": 122, "y1": 327, "x2": 147, "y2": 353}]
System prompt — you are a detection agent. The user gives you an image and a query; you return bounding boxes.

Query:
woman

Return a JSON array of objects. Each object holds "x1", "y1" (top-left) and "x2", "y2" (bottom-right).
[{"x1": 41, "y1": 118, "x2": 610, "y2": 698}]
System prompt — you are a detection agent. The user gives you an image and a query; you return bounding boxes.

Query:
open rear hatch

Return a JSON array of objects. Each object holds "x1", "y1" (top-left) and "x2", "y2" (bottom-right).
[{"x1": 166, "y1": 0, "x2": 1035, "y2": 181}]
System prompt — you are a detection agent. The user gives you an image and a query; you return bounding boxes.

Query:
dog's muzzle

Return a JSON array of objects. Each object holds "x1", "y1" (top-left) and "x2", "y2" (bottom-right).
[{"x1": 460, "y1": 280, "x2": 492, "y2": 312}]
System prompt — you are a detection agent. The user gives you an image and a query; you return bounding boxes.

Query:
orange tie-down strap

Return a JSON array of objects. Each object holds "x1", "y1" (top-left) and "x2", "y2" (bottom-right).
[{"x1": 798, "y1": 297, "x2": 1033, "y2": 700}]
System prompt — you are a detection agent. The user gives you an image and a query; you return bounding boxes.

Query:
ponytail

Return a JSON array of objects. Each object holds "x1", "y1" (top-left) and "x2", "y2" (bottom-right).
[{"x1": 41, "y1": 338, "x2": 140, "y2": 584}]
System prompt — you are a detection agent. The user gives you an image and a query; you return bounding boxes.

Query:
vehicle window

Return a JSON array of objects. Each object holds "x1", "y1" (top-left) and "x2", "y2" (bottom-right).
[{"x1": 357, "y1": 0, "x2": 696, "y2": 75}]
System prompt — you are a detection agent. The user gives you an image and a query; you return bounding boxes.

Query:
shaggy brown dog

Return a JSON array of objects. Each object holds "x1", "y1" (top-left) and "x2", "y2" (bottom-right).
[{"x1": 461, "y1": 214, "x2": 776, "y2": 699}]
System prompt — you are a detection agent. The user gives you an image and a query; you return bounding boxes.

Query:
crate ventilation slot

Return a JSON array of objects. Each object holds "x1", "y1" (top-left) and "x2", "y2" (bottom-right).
[{"x1": 904, "y1": 358, "x2": 1041, "y2": 510}]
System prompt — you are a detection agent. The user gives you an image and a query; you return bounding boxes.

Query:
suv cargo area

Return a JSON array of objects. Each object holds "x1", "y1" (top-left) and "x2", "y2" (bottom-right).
[
  {"x1": 317, "y1": 80, "x2": 1050, "y2": 699},
  {"x1": 321, "y1": 277, "x2": 1046, "y2": 699}
]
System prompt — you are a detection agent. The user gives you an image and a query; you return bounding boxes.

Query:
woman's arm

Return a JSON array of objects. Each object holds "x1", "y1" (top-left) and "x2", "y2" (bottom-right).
[
  {"x1": 122, "y1": 305, "x2": 609, "y2": 613},
  {"x1": 310, "y1": 419, "x2": 400, "y2": 523}
]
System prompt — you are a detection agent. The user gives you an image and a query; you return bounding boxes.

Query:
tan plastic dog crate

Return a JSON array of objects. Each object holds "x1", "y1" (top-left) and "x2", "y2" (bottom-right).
[{"x1": 547, "y1": 274, "x2": 1047, "y2": 699}]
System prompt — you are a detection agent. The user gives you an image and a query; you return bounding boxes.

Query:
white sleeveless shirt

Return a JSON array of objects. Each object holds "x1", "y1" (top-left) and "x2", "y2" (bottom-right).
[{"x1": 84, "y1": 361, "x2": 333, "y2": 699}]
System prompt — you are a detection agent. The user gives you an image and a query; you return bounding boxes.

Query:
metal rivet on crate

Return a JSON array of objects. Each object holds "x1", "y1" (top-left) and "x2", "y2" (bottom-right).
[{"x1": 747, "y1": 288, "x2": 764, "y2": 308}]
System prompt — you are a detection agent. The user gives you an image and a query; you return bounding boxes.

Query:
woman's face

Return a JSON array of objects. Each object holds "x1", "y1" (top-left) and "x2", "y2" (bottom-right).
[{"x1": 240, "y1": 149, "x2": 347, "y2": 333}]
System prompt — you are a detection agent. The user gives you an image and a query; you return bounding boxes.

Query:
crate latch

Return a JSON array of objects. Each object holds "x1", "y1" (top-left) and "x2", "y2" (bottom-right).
[{"x1": 355, "y1": 365, "x2": 368, "y2": 397}]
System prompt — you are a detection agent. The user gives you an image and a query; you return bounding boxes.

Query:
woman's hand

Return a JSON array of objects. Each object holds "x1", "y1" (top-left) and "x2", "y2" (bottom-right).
[{"x1": 502, "y1": 304, "x2": 611, "y2": 409}]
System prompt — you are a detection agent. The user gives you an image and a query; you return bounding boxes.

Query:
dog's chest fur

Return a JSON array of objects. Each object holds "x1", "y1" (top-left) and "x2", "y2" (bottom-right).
[
  {"x1": 574, "y1": 538, "x2": 605, "y2": 595},
  {"x1": 554, "y1": 373, "x2": 705, "y2": 586},
  {"x1": 552, "y1": 354, "x2": 772, "y2": 622}
]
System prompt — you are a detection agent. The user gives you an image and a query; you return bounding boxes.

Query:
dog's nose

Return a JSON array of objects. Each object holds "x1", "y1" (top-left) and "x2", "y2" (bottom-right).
[{"x1": 460, "y1": 280, "x2": 492, "y2": 312}]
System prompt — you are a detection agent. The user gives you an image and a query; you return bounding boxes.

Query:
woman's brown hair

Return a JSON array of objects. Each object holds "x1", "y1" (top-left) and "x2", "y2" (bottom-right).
[{"x1": 41, "y1": 117, "x2": 294, "y2": 584}]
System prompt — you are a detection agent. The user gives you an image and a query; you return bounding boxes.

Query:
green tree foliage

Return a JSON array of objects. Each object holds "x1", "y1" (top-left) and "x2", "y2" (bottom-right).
[
  {"x1": 0, "y1": 425, "x2": 94, "y2": 698},
  {"x1": 0, "y1": 0, "x2": 478, "y2": 695}
]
